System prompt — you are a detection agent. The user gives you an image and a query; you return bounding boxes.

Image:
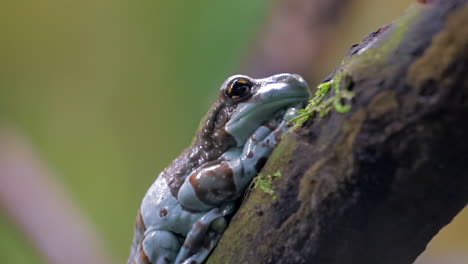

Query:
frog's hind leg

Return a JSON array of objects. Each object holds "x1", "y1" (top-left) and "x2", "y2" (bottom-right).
[
  {"x1": 132, "y1": 230, "x2": 181, "y2": 264},
  {"x1": 175, "y1": 205, "x2": 234, "y2": 264}
]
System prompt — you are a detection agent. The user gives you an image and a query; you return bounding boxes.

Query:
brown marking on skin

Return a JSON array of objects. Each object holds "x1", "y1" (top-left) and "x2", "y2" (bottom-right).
[
  {"x1": 137, "y1": 248, "x2": 151, "y2": 264},
  {"x1": 213, "y1": 108, "x2": 228, "y2": 129},
  {"x1": 264, "y1": 121, "x2": 277, "y2": 130},
  {"x1": 255, "y1": 157, "x2": 268, "y2": 172},
  {"x1": 247, "y1": 151, "x2": 254, "y2": 158},
  {"x1": 129, "y1": 210, "x2": 147, "y2": 262},
  {"x1": 212, "y1": 128, "x2": 236, "y2": 150},
  {"x1": 159, "y1": 207, "x2": 168, "y2": 217},
  {"x1": 189, "y1": 163, "x2": 236, "y2": 205},
  {"x1": 196, "y1": 220, "x2": 205, "y2": 229},
  {"x1": 136, "y1": 209, "x2": 146, "y2": 233},
  {"x1": 275, "y1": 129, "x2": 283, "y2": 142}
]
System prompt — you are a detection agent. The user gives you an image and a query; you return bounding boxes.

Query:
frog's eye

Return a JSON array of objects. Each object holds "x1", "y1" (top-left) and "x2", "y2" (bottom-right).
[{"x1": 225, "y1": 78, "x2": 253, "y2": 101}]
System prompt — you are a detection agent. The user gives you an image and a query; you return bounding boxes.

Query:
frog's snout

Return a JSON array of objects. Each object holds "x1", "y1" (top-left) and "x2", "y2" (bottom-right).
[
  {"x1": 291, "y1": 73, "x2": 306, "y2": 83},
  {"x1": 274, "y1": 73, "x2": 311, "y2": 101},
  {"x1": 274, "y1": 73, "x2": 304, "y2": 83}
]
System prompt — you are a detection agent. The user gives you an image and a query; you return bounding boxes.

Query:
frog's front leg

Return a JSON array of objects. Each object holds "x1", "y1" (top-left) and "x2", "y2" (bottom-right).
[
  {"x1": 237, "y1": 107, "x2": 299, "y2": 189},
  {"x1": 174, "y1": 108, "x2": 298, "y2": 264}
]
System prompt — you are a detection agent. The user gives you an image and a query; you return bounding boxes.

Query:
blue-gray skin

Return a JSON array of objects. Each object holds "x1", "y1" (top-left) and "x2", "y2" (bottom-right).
[{"x1": 128, "y1": 74, "x2": 311, "y2": 264}]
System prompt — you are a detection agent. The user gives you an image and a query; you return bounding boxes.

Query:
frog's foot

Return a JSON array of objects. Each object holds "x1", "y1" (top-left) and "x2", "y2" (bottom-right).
[
  {"x1": 175, "y1": 205, "x2": 233, "y2": 264},
  {"x1": 131, "y1": 230, "x2": 180, "y2": 264},
  {"x1": 178, "y1": 223, "x2": 225, "y2": 264}
]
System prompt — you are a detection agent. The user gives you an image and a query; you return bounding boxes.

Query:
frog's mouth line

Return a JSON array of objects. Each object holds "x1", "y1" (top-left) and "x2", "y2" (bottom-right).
[{"x1": 227, "y1": 96, "x2": 307, "y2": 127}]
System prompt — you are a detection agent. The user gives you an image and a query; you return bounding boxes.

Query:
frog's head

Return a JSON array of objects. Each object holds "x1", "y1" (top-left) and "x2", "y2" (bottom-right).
[
  {"x1": 195, "y1": 73, "x2": 310, "y2": 159},
  {"x1": 220, "y1": 73, "x2": 311, "y2": 146}
]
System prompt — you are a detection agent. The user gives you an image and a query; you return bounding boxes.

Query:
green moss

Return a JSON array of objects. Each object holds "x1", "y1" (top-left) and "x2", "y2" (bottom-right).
[
  {"x1": 289, "y1": 5, "x2": 424, "y2": 132},
  {"x1": 290, "y1": 72, "x2": 355, "y2": 130},
  {"x1": 252, "y1": 170, "x2": 283, "y2": 199}
]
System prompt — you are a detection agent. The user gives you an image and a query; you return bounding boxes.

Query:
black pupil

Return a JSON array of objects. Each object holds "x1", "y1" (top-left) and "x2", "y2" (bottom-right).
[{"x1": 230, "y1": 80, "x2": 251, "y2": 98}]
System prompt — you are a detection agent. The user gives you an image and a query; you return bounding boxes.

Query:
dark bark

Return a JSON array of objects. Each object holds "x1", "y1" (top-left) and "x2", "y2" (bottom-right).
[{"x1": 208, "y1": 1, "x2": 468, "y2": 263}]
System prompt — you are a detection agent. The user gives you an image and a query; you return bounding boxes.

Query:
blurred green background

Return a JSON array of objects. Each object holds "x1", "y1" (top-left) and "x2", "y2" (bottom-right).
[{"x1": 0, "y1": 0, "x2": 466, "y2": 263}]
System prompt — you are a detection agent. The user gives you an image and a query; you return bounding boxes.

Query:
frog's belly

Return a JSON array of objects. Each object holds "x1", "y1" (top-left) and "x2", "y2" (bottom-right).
[{"x1": 140, "y1": 175, "x2": 205, "y2": 236}]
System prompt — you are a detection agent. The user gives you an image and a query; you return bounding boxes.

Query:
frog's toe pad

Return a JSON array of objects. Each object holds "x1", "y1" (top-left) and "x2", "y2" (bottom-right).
[{"x1": 139, "y1": 230, "x2": 180, "y2": 264}]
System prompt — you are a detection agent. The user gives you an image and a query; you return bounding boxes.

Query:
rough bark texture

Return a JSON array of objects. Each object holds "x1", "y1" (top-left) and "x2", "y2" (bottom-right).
[{"x1": 208, "y1": 1, "x2": 468, "y2": 263}]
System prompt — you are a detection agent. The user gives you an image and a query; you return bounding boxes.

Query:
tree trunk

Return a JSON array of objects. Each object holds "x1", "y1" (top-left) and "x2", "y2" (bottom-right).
[{"x1": 208, "y1": 1, "x2": 468, "y2": 263}]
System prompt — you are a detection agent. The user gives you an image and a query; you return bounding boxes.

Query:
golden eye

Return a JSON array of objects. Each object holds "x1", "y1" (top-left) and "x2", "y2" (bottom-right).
[{"x1": 225, "y1": 77, "x2": 253, "y2": 101}]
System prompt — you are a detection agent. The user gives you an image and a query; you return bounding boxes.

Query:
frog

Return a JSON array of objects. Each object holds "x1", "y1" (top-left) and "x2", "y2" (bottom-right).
[{"x1": 128, "y1": 73, "x2": 311, "y2": 264}]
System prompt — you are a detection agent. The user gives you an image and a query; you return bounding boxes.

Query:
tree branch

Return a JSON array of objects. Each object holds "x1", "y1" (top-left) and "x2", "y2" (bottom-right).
[{"x1": 208, "y1": 1, "x2": 468, "y2": 263}]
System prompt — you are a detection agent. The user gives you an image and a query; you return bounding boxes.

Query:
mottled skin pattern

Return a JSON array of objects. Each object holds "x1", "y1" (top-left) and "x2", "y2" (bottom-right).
[{"x1": 128, "y1": 74, "x2": 310, "y2": 264}]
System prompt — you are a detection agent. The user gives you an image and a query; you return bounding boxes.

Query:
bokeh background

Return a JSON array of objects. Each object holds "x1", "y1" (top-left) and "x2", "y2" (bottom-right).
[{"x1": 1, "y1": 0, "x2": 466, "y2": 263}]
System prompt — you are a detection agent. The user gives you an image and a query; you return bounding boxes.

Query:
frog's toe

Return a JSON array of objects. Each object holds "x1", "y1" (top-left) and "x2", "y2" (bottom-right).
[
  {"x1": 179, "y1": 247, "x2": 212, "y2": 264},
  {"x1": 139, "y1": 230, "x2": 180, "y2": 264},
  {"x1": 177, "y1": 230, "x2": 224, "y2": 264},
  {"x1": 283, "y1": 105, "x2": 302, "y2": 122}
]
